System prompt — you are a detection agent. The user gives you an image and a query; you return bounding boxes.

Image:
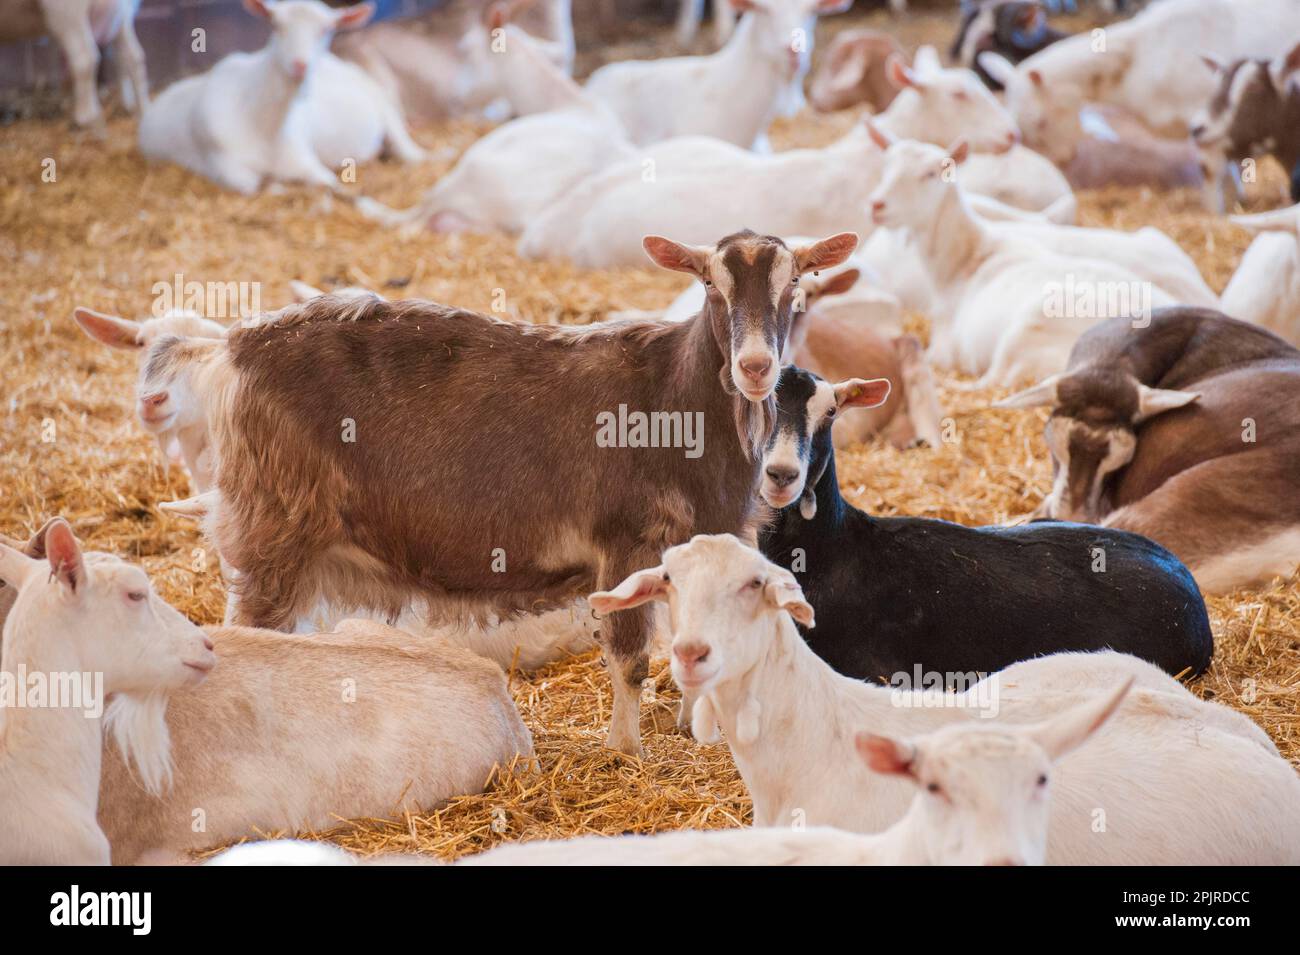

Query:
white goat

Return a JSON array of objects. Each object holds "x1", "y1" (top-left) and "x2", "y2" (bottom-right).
[
  {"x1": 584, "y1": 0, "x2": 850, "y2": 150},
  {"x1": 0, "y1": 0, "x2": 147, "y2": 129},
  {"x1": 0, "y1": 525, "x2": 535, "y2": 864},
  {"x1": 73, "y1": 306, "x2": 229, "y2": 492},
  {"x1": 464, "y1": 688, "x2": 1126, "y2": 866},
  {"x1": 357, "y1": 21, "x2": 633, "y2": 235},
  {"x1": 519, "y1": 68, "x2": 1066, "y2": 269},
  {"x1": 866, "y1": 136, "x2": 1179, "y2": 388},
  {"x1": 987, "y1": 0, "x2": 1300, "y2": 160},
  {"x1": 1221, "y1": 203, "x2": 1300, "y2": 344},
  {"x1": 591, "y1": 534, "x2": 1300, "y2": 864},
  {"x1": 138, "y1": 0, "x2": 425, "y2": 195},
  {"x1": 0, "y1": 521, "x2": 216, "y2": 864}
]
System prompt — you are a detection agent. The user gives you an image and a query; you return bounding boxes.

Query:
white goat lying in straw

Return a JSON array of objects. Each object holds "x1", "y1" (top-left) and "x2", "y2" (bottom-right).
[
  {"x1": 138, "y1": 0, "x2": 425, "y2": 194},
  {"x1": 590, "y1": 534, "x2": 1300, "y2": 864},
  {"x1": 207, "y1": 688, "x2": 1126, "y2": 866},
  {"x1": 0, "y1": 523, "x2": 534, "y2": 865},
  {"x1": 866, "y1": 135, "x2": 1187, "y2": 388},
  {"x1": 0, "y1": 521, "x2": 217, "y2": 864}
]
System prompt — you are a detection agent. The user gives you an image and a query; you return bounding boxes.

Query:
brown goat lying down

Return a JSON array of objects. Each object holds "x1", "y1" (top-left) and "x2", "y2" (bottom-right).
[
  {"x1": 998, "y1": 307, "x2": 1300, "y2": 594},
  {"x1": 0, "y1": 523, "x2": 533, "y2": 865},
  {"x1": 149, "y1": 230, "x2": 857, "y2": 755}
]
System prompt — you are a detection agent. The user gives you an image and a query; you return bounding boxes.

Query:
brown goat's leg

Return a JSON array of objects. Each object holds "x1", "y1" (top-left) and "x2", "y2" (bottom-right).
[
  {"x1": 228, "y1": 556, "x2": 316, "y2": 632},
  {"x1": 601, "y1": 601, "x2": 649, "y2": 757}
]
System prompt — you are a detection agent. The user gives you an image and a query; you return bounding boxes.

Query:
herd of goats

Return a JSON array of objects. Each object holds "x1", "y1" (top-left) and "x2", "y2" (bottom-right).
[{"x1": 3, "y1": 0, "x2": 1300, "y2": 866}]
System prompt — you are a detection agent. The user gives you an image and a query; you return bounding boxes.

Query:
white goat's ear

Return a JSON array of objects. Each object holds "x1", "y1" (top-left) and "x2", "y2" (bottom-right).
[
  {"x1": 1028, "y1": 678, "x2": 1133, "y2": 762},
  {"x1": 994, "y1": 373, "x2": 1064, "y2": 409},
  {"x1": 289, "y1": 280, "x2": 325, "y2": 303},
  {"x1": 0, "y1": 539, "x2": 41, "y2": 591},
  {"x1": 763, "y1": 569, "x2": 814, "y2": 627},
  {"x1": 864, "y1": 118, "x2": 895, "y2": 151},
  {"x1": 74, "y1": 307, "x2": 144, "y2": 350},
  {"x1": 43, "y1": 519, "x2": 86, "y2": 596},
  {"x1": 589, "y1": 566, "x2": 668, "y2": 615},
  {"x1": 886, "y1": 54, "x2": 922, "y2": 91},
  {"x1": 794, "y1": 233, "x2": 858, "y2": 274},
  {"x1": 691, "y1": 694, "x2": 721, "y2": 744},
  {"x1": 1134, "y1": 385, "x2": 1200, "y2": 423},
  {"x1": 834, "y1": 377, "x2": 891, "y2": 410},
  {"x1": 947, "y1": 138, "x2": 970, "y2": 166},
  {"x1": 159, "y1": 491, "x2": 218, "y2": 521},
  {"x1": 855, "y1": 732, "x2": 916, "y2": 777},
  {"x1": 643, "y1": 236, "x2": 712, "y2": 279},
  {"x1": 976, "y1": 51, "x2": 1018, "y2": 88},
  {"x1": 912, "y1": 45, "x2": 941, "y2": 75},
  {"x1": 335, "y1": 1, "x2": 375, "y2": 30}
]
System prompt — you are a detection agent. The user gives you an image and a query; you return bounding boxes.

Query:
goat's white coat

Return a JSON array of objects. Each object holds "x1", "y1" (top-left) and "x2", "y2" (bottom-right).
[{"x1": 1221, "y1": 204, "x2": 1300, "y2": 344}]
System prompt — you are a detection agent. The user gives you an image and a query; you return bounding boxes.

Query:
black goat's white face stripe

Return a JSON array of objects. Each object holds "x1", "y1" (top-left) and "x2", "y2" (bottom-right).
[{"x1": 765, "y1": 380, "x2": 836, "y2": 479}]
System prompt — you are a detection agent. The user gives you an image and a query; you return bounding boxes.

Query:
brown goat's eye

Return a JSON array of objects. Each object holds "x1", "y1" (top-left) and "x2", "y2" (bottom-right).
[
  {"x1": 826, "y1": 406, "x2": 837, "y2": 418},
  {"x1": 927, "y1": 782, "x2": 941, "y2": 794}
]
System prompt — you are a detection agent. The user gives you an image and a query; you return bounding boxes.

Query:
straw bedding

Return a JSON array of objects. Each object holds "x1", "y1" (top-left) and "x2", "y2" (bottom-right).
[{"x1": 0, "y1": 8, "x2": 1295, "y2": 861}]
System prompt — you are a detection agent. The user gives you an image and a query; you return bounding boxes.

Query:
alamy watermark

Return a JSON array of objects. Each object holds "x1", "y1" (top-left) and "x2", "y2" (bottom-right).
[
  {"x1": 596, "y1": 405, "x2": 705, "y2": 459},
  {"x1": 152, "y1": 273, "x2": 262, "y2": 320},
  {"x1": 0, "y1": 667, "x2": 104, "y2": 718}
]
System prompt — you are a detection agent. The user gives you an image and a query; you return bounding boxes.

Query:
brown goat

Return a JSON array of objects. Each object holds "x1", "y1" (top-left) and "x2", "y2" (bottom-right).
[
  {"x1": 808, "y1": 29, "x2": 905, "y2": 114},
  {"x1": 1193, "y1": 42, "x2": 1300, "y2": 211},
  {"x1": 178, "y1": 229, "x2": 855, "y2": 755},
  {"x1": 997, "y1": 307, "x2": 1300, "y2": 594}
]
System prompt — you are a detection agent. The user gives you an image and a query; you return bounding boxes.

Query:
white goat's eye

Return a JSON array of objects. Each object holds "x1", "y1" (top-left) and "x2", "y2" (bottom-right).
[
  {"x1": 927, "y1": 782, "x2": 941, "y2": 794},
  {"x1": 1037, "y1": 774, "x2": 1048, "y2": 787},
  {"x1": 127, "y1": 590, "x2": 147, "y2": 602},
  {"x1": 747, "y1": 577, "x2": 763, "y2": 590}
]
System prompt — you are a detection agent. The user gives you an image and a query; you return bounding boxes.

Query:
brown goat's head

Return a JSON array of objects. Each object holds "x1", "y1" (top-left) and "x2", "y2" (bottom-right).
[
  {"x1": 1191, "y1": 45, "x2": 1299, "y2": 163},
  {"x1": 997, "y1": 368, "x2": 1201, "y2": 523},
  {"x1": 643, "y1": 230, "x2": 858, "y2": 403}
]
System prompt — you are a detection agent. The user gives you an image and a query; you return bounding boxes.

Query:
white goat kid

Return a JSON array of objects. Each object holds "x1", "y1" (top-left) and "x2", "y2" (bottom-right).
[
  {"x1": 1221, "y1": 203, "x2": 1300, "y2": 344},
  {"x1": 866, "y1": 135, "x2": 1178, "y2": 387},
  {"x1": 73, "y1": 306, "x2": 228, "y2": 492},
  {"x1": 0, "y1": 0, "x2": 148, "y2": 129},
  {"x1": 138, "y1": 0, "x2": 425, "y2": 195},
  {"x1": 590, "y1": 534, "x2": 1300, "y2": 864},
  {"x1": 584, "y1": 0, "x2": 850, "y2": 150},
  {"x1": 0, "y1": 521, "x2": 215, "y2": 865},
  {"x1": 463, "y1": 692, "x2": 1125, "y2": 865}
]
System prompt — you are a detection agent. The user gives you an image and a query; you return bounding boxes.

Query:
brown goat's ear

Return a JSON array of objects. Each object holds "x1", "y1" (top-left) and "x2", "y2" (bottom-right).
[
  {"x1": 74, "y1": 307, "x2": 144, "y2": 350},
  {"x1": 995, "y1": 373, "x2": 1064, "y2": 409},
  {"x1": 1134, "y1": 385, "x2": 1200, "y2": 423},
  {"x1": 834, "y1": 377, "x2": 891, "y2": 410},
  {"x1": 642, "y1": 236, "x2": 711, "y2": 279},
  {"x1": 794, "y1": 233, "x2": 858, "y2": 274},
  {"x1": 856, "y1": 732, "x2": 916, "y2": 777},
  {"x1": 589, "y1": 566, "x2": 668, "y2": 615}
]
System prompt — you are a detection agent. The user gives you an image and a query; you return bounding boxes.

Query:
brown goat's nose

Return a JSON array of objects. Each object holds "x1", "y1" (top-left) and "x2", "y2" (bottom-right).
[
  {"x1": 674, "y1": 642, "x2": 710, "y2": 666},
  {"x1": 765, "y1": 465, "x2": 799, "y2": 488},
  {"x1": 740, "y1": 356, "x2": 772, "y2": 382}
]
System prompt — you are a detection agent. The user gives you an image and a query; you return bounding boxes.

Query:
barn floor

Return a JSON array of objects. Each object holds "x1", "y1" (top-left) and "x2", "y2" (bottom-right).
[{"x1": 0, "y1": 8, "x2": 1296, "y2": 861}]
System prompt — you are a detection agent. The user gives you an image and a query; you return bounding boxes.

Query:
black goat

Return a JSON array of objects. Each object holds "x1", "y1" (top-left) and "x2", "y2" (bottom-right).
[{"x1": 756, "y1": 367, "x2": 1214, "y2": 685}]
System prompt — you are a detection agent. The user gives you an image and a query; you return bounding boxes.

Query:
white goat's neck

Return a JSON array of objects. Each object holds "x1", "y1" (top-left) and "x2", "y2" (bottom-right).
[
  {"x1": 704, "y1": 614, "x2": 879, "y2": 827},
  {"x1": 710, "y1": 14, "x2": 791, "y2": 127},
  {"x1": 247, "y1": 47, "x2": 311, "y2": 136},
  {"x1": 0, "y1": 616, "x2": 106, "y2": 820},
  {"x1": 912, "y1": 186, "x2": 991, "y2": 296}
]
